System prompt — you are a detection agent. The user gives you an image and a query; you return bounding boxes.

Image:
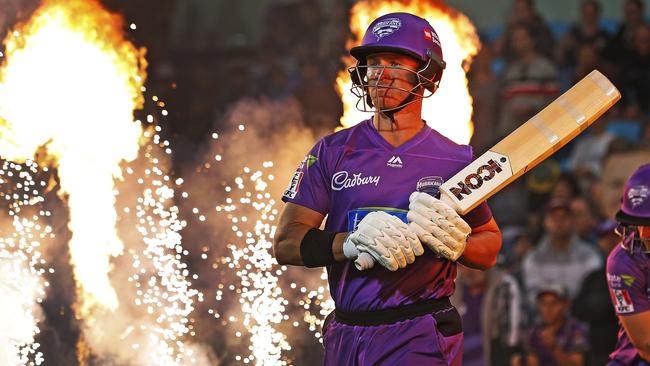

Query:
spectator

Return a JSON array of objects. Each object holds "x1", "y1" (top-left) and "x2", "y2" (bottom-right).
[
  {"x1": 597, "y1": 144, "x2": 650, "y2": 220},
  {"x1": 452, "y1": 265, "x2": 525, "y2": 366},
  {"x1": 566, "y1": 119, "x2": 616, "y2": 186},
  {"x1": 496, "y1": 0, "x2": 555, "y2": 61},
  {"x1": 606, "y1": 0, "x2": 647, "y2": 65},
  {"x1": 556, "y1": 0, "x2": 610, "y2": 69},
  {"x1": 469, "y1": 43, "x2": 501, "y2": 154},
  {"x1": 498, "y1": 23, "x2": 559, "y2": 138},
  {"x1": 570, "y1": 196, "x2": 601, "y2": 246},
  {"x1": 619, "y1": 24, "x2": 650, "y2": 115},
  {"x1": 522, "y1": 198, "x2": 602, "y2": 307},
  {"x1": 549, "y1": 173, "x2": 581, "y2": 202},
  {"x1": 525, "y1": 284, "x2": 590, "y2": 366},
  {"x1": 572, "y1": 220, "x2": 620, "y2": 366}
]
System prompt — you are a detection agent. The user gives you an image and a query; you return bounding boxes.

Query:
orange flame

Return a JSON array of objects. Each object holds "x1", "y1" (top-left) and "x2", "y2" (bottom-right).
[
  {"x1": 336, "y1": 0, "x2": 480, "y2": 144},
  {"x1": 0, "y1": 0, "x2": 146, "y2": 317}
]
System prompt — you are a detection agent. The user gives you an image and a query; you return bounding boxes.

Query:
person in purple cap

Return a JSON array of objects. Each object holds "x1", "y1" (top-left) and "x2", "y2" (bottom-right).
[
  {"x1": 273, "y1": 12, "x2": 502, "y2": 365},
  {"x1": 606, "y1": 163, "x2": 650, "y2": 365}
]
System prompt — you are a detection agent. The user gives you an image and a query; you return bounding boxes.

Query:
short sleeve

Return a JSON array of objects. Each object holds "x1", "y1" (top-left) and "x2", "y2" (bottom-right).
[
  {"x1": 606, "y1": 247, "x2": 650, "y2": 316},
  {"x1": 461, "y1": 201, "x2": 493, "y2": 228},
  {"x1": 281, "y1": 139, "x2": 331, "y2": 215}
]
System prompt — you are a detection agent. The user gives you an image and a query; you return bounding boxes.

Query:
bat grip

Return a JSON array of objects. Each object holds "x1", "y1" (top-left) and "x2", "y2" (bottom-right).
[{"x1": 355, "y1": 252, "x2": 375, "y2": 270}]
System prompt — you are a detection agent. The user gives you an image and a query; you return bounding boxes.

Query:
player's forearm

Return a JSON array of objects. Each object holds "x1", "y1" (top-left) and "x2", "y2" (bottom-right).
[
  {"x1": 273, "y1": 222, "x2": 347, "y2": 266},
  {"x1": 458, "y1": 219, "x2": 502, "y2": 270}
]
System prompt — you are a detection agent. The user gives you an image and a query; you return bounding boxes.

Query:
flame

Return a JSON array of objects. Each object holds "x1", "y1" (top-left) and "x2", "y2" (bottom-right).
[
  {"x1": 336, "y1": 0, "x2": 479, "y2": 144},
  {"x1": 0, "y1": 0, "x2": 146, "y2": 317}
]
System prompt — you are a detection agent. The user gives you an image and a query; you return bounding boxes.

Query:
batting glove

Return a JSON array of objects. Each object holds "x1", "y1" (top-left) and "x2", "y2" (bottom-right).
[
  {"x1": 347, "y1": 211, "x2": 423, "y2": 271},
  {"x1": 407, "y1": 191, "x2": 471, "y2": 261}
]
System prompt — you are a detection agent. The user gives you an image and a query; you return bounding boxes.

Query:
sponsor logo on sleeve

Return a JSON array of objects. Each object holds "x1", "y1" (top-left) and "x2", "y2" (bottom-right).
[
  {"x1": 607, "y1": 273, "x2": 622, "y2": 288},
  {"x1": 283, "y1": 171, "x2": 303, "y2": 199},
  {"x1": 613, "y1": 289, "x2": 635, "y2": 313},
  {"x1": 331, "y1": 171, "x2": 381, "y2": 191},
  {"x1": 296, "y1": 154, "x2": 318, "y2": 171},
  {"x1": 621, "y1": 274, "x2": 636, "y2": 287},
  {"x1": 306, "y1": 154, "x2": 318, "y2": 168}
]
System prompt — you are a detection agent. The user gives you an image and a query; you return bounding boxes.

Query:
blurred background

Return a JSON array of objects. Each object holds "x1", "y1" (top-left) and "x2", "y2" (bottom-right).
[{"x1": 0, "y1": 0, "x2": 649, "y2": 365}]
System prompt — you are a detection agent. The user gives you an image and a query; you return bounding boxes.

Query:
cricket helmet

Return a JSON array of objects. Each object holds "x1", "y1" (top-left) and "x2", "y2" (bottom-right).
[
  {"x1": 348, "y1": 12, "x2": 446, "y2": 111},
  {"x1": 616, "y1": 163, "x2": 650, "y2": 226}
]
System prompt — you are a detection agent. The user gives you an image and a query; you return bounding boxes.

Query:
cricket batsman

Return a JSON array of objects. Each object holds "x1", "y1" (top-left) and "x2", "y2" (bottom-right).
[
  {"x1": 273, "y1": 12, "x2": 502, "y2": 365},
  {"x1": 606, "y1": 163, "x2": 650, "y2": 365}
]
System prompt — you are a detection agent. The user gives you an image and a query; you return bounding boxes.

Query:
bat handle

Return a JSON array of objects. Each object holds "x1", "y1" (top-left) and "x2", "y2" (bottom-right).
[{"x1": 355, "y1": 252, "x2": 375, "y2": 270}]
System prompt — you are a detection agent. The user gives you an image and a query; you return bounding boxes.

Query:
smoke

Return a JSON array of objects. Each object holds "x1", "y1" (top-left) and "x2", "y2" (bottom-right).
[
  {"x1": 178, "y1": 95, "x2": 331, "y2": 363},
  {"x1": 67, "y1": 135, "x2": 217, "y2": 366}
]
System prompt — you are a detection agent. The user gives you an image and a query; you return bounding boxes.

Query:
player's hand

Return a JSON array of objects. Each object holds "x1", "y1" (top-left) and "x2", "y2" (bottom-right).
[
  {"x1": 349, "y1": 211, "x2": 423, "y2": 271},
  {"x1": 407, "y1": 191, "x2": 471, "y2": 261}
]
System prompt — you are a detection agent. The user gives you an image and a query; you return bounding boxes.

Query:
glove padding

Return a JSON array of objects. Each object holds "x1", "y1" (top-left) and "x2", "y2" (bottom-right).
[
  {"x1": 349, "y1": 211, "x2": 424, "y2": 271},
  {"x1": 407, "y1": 192, "x2": 471, "y2": 261}
]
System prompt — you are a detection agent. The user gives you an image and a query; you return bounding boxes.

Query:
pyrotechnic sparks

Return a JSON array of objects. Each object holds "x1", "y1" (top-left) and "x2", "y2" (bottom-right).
[
  {"x1": 110, "y1": 128, "x2": 203, "y2": 365},
  {"x1": 337, "y1": 0, "x2": 480, "y2": 144},
  {"x1": 182, "y1": 95, "x2": 332, "y2": 364},
  {"x1": 0, "y1": 0, "x2": 203, "y2": 364},
  {"x1": 0, "y1": 160, "x2": 52, "y2": 366}
]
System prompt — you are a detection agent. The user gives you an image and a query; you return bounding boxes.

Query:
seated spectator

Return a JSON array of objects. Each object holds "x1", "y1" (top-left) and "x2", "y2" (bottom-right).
[
  {"x1": 597, "y1": 143, "x2": 650, "y2": 220},
  {"x1": 525, "y1": 284, "x2": 590, "y2": 366},
  {"x1": 469, "y1": 43, "x2": 501, "y2": 155},
  {"x1": 498, "y1": 23, "x2": 559, "y2": 138},
  {"x1": 556, "y1": 0, "x2": 610, "y2": 70},
  {"x1": 566, "y1": 119, "x2": 616, "y2": 185},
  {"x1": 572, "y1": 220, "x2": 619, "y2": 366},
  {"x1": 522, "y1": 198, "x2": 602, "y2": 307},
  {"x1": 619, "y1": 24, "x2": 650, "y2": 115},
  {"x1": 606, "y1": 0, "x2": 647, "y2": 65},
  {"x1": 496, "y1": 0, "x2": 555, "y2": 61},
  {"x1": 452, "y1": 265, "x2": 525, "y2": 366},
  {"x1": 549, "y1": 173, "x2": 581, "y2": 203},
  {"x1": 570, "y1": 196, "x2": 601, "y2": 246}
]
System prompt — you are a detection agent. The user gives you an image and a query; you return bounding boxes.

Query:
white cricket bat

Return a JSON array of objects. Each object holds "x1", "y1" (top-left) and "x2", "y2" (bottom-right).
[{"x1": 356, "y1": 69, "x2": 621, "y2": 270}]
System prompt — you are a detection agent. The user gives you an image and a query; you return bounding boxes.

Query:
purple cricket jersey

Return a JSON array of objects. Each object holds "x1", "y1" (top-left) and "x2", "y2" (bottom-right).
[
  {"x1": 606, "y1": 238, "x2": 650, "y2": 366},
  {"x1": 526, "y1": 318, "x2": 589, "y2": 366},
  {"x1": 282, "y1": 119, "x2": 492, "y2": 312}
]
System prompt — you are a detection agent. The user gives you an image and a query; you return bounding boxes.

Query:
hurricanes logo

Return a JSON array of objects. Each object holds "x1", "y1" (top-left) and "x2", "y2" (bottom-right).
[
  {"x1": 628, "y1": 185, "x2": 649, "y2": 208},
  {"x1": 372, "y1": 18, "x2": 402, "y2": 40},
  {"x1": 449, "y1": 159, "x2": 503, "y2": 201}
]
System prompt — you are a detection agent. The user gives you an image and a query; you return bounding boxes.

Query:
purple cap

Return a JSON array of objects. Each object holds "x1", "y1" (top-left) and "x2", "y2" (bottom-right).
[
  {"x1": 350, "y1": 12, "x2": 445, "y2": 85},
  {"x1": 616, "y1": 164, "x2": 650, "y2": 226}
]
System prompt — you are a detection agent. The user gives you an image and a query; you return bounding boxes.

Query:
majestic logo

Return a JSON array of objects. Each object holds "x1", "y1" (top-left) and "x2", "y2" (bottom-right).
[
  {"x1": 331, "y1": 171, "x2": 381, "y2": 191},
  {"x1": 372, "y1": 18, "x2": 401, "y2": 40},
  {"x1": 283, "y1": 171, "x2": 303, "y2": 199},
  {"x1": 449, "y1": 159, "x2": 503, "y2": 201},
  {"x1": 387, "y1": 156, "x2": 403, "y2": 168},
  {"x1": 628, "y1": 185, "x2": 649, "y2": 208},
  {"x1": 416, "y1": 176, "x2": 444, "y2": 197}
]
